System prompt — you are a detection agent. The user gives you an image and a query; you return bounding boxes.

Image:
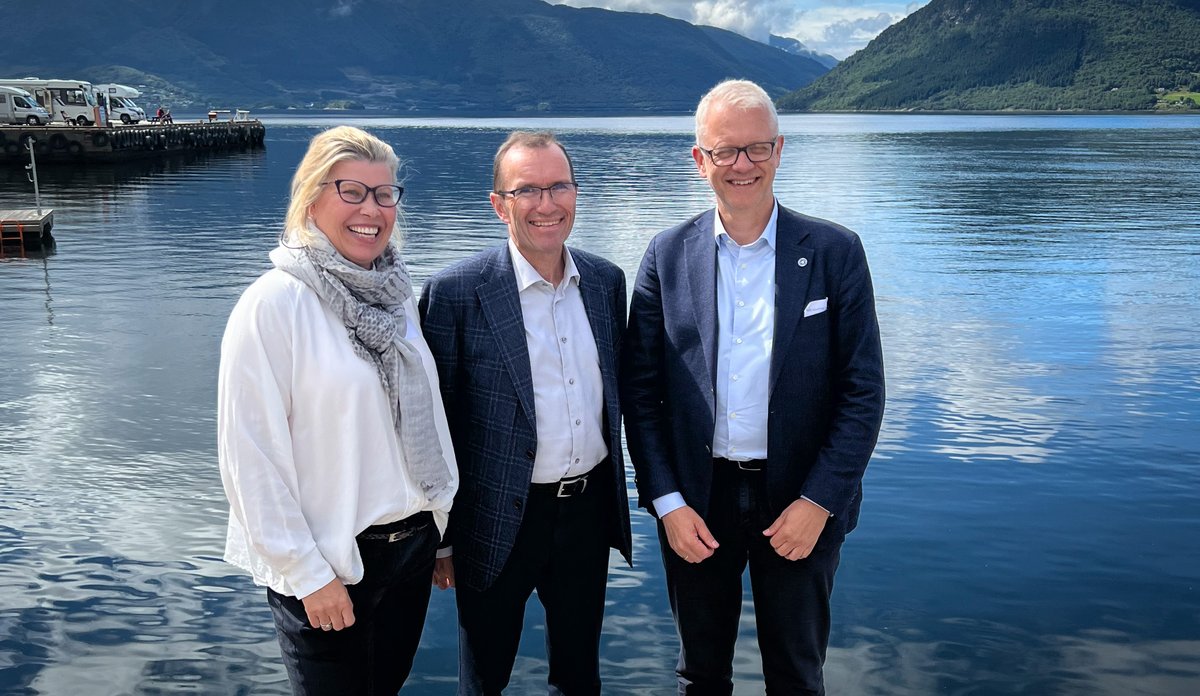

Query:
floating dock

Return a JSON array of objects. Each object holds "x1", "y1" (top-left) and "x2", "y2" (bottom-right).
[
  {"x1": 0, "y1": 120, "x2": 266, "y2": 164},
  {"x1": 0, "y1": 208, "x2": 54, "y2": 254}
]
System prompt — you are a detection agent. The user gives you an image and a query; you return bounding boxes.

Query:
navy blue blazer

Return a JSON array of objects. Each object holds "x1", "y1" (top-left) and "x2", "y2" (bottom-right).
[
  {"x1": 622, "y1": 205, "x2": 885, "y2": 548},
  {"x1": 419, "y1": 244, "x2": 633, "y2": 592}
]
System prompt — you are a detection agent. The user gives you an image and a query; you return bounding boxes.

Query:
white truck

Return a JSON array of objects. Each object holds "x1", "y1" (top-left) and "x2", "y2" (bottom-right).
[
  {"x1": 95, "y1": 83, "x2": 146, "y2": 124},
  {"x1": 0, "y1": 77, "x2": 103, "y2": 125},
  {"x1": 0, "y1": 85, "x2": 51, "y2": 125}
]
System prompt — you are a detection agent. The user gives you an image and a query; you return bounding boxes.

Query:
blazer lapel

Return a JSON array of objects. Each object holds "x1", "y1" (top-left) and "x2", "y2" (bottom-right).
[
  {"x1": 683, "y1": 213, "x2": 718, "y2": 405},
  {"x1": 771, "y1": 211, "x2": 814, "y2": 394},
  {"x1": 576, "y1": 254, "x2": 616, "y2": 389},
  {"x1": 476, "y1": 247, "x2": 537, "y2": 432},
  {"x1": 575, "y1": 252, "x2": 621, "y2": 434}
]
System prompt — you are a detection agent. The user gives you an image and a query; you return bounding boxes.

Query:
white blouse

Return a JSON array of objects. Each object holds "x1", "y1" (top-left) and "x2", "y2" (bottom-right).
[{"x1": 217, "y1": 269, "x2": 457, "y2": 599}]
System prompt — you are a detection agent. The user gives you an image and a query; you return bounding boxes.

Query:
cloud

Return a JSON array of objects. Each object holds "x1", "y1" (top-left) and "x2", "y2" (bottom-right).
[
  {"x1": 330, "y1": 0, "x2": 355, "y2": 18},
  {"x1": 551, "y1": 1, "x2": 930, "y2": 59}
]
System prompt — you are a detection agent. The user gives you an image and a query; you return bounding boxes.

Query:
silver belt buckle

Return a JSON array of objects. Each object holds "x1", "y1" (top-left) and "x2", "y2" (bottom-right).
[
  {"x1": 386, "y1": 528, "x2": 416, "y2": 543},
  {"x1": 557, "y1": 475, "x2": 588, "y2": 498}
]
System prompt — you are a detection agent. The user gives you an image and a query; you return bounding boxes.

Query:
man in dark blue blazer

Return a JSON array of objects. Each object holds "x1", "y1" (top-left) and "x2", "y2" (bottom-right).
[
  {"x1": 622, "y1": 80, "x2": 885, "y2": 695},
  {"x1": 419, "y1": 131, "x2": 632, "y2": 696}
]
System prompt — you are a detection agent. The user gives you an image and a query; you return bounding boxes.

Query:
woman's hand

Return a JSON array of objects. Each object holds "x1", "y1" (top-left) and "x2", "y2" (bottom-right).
[{"x1": 301, "y1": 578, "x2": 355, "y2": 631}]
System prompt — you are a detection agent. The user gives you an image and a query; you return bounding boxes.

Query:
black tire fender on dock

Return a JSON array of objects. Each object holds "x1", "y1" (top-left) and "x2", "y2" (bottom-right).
[
  {"x1": 92, "y1": 132, "x2": 110, "y2": 148},
  {"x1": 3, "y1": 142, "x2": 19, "y2": 156},
  {"x1": 49, "y1": 133, "x2": 68, "y2": 150},
  {"x1": 67, "y1": 141, "x2": 84, "y2": 158}
]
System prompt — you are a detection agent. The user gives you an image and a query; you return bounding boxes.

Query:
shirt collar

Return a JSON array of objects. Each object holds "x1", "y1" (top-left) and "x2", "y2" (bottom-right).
[
  {"x1": 713, "y1": 201, "x2": 779, "y2": 252},
  {"x1": 507, "y1": 238, "x2": 579, "y2": 291}
]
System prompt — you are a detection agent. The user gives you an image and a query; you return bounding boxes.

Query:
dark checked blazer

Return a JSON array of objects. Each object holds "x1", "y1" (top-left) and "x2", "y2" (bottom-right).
[
  {"x1": 418, "y1": 244, "x2": 632, "y2": 592},
  {"x1": 621, "y1": 205, "x2": 886, "y2": 550}
]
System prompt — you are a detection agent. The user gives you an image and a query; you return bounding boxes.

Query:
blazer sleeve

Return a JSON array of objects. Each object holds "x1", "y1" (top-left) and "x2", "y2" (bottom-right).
[
  {"x1": 417, "y1": 275, "x2": 463, "y2": 549},
  {"x1": 621, "y1": 235, "x2": 683, "y2": 507},
  {"x1": 800, "y1": 233, "x2": 886, "y2": 516}
]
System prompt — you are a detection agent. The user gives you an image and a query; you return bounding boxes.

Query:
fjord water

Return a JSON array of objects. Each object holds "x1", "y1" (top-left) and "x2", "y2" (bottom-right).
[{"x1": 1, "y1": 114, "x2": 1198, "y2": 695}]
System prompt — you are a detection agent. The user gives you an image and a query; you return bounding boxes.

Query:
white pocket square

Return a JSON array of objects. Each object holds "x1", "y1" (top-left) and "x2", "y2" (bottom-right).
[{"x1": 804, "y1": 298, "x2": 828, "y2": 317}]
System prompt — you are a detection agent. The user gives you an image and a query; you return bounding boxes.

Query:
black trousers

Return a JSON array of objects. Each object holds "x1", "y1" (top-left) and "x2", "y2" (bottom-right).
[
  {"x1": 659, "y1": 464, "x2": 842, "y2": 696},
  {"x1": 267, "y1": 512, "x2": 438, "y2": 696},
  {"x1": 455, "y1": 472, "x2": 612, "y2": 695}
]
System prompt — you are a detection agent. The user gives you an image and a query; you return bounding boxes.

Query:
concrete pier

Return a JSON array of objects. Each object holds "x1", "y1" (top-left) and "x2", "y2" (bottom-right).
[{"x1": 0, "y1": 120, "x2": 266, "y2": 164}]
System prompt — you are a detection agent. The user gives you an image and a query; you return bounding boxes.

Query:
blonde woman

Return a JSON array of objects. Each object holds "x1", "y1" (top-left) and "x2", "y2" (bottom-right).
[{"x1": 218, "y1": 126, "x2": 457, "y2": 695}]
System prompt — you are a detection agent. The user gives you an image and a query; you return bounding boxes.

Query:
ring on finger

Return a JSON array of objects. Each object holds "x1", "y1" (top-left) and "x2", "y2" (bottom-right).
[{"x1": 320, "y1": 622, "x2": 333, "y2": 630}]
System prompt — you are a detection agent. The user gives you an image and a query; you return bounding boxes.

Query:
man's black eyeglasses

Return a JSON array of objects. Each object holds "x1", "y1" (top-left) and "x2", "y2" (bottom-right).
[
  {"x1": 697, "y1": 141, "x2": 778, "y2": 167},
  {"x1": 320, "y1": 179, "x2": 404, "y2": 207},
  {"x1": 494, "y1": 182, "x2": 579, "y2": 203}
]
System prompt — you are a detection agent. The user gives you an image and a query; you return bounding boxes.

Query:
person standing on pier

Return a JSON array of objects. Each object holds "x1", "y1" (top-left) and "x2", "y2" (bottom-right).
[
  {"x1": 622, "y1": 79, "x2": 886, "y2": 695},
  {"x1": 218, "y1": 126, "x2": 456, "y2": 695},
  {"x1": 419, "y1": 131, "x2": 632, "y2": 695}
]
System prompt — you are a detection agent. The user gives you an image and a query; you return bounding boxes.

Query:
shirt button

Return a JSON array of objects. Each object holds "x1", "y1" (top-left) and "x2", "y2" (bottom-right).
[
  {"x1": 737, "y1": 300, "x2": 745, "y2": 307},
  {"x1": 574, "y1": 458, "x2": 580, "y2": 464},
  {"x1": 732, "y1": 374, "x2": 739, "y2": 381},
  {"x1": 575, "y1": 419, "x2": 582, "y2": 426},
  {"x1": 569, "y1": 378, "x2": 575, "y2": 385},
  {"x1": 735, "y1": 338, "x2": 743, "y2": 344},
  {"x1": 730, "y1": 412, "x2": 738, "y2": 419},
  {"x1": 561, "y1": 337, "x2": 568, "y2": 343}
]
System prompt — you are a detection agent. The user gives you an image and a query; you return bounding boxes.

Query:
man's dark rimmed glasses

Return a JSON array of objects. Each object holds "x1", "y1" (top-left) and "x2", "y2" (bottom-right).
[
  {"x1": 320, "y1": 179, "x2": 404, "y2": 207},
  {"x1": 494, "y1": 182, "x2": 579, "y2": 203},
  {"x1": 698, "y1": 141, "x2": 778, "y2": 167}
]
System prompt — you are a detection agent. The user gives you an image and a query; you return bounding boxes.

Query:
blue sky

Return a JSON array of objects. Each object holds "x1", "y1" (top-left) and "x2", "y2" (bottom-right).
[{"x1": 551, "y1": 1, "x2": 931, "y2": 59}]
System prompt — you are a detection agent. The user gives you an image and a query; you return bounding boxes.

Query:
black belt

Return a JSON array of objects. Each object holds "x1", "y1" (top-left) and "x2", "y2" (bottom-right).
[
  {"x1": 357, "y1": 511, "x2": 432, "y2": 543},
  {"x1": 714, "y1": 457, "x2": 765, "y2": 472},
  {"x1": 530, "y1": 472, "x2": 591, "y2": 498}
]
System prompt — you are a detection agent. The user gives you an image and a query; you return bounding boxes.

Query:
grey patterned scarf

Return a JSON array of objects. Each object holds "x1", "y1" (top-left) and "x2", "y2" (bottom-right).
[{"x1": 270, "y1": 224, "x2": 453, "y2": 508}]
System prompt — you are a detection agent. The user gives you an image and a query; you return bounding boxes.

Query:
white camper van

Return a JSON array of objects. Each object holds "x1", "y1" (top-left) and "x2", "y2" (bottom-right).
[
  {"x1": 0, "y1": 85, "x2": 51, "y2": 125},
  {"x1": 0, "y1": 78, "x2": 101, "y2": 125},
  {"x1": 95, "y1": 83, "x2": 146, "y2": 124}
]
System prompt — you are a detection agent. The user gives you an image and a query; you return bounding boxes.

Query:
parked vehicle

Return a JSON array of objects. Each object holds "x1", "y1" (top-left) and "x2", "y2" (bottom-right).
[
  {"x1": 0, "y1": 85, "x2": 51, "y2": 125},
  {"x1": 0, "y1": 77, "x2": 102, "y2": 125},
  {"x1": 95, "y1": 83, "x2": 146, "y2": 124}
]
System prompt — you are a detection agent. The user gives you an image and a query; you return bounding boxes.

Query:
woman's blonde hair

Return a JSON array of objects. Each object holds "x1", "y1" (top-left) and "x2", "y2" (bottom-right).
[{"x1": 283, "y1": 126, "x2": 404, "y2": 247}]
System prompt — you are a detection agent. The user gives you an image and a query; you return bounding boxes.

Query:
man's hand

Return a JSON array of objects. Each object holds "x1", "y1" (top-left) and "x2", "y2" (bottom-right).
[
  {"x1": 763, "y1": 498, "x2": 829, "y2": 561},
  {"x1": 432, "y1": 556, "x2": 455, "y2": 590},
  {"x1": 301, "y1": 578, "x2": 355, "y2": 631},
  {"x1": 661, "y1": 505, "x2": 719, "y2": 563}
]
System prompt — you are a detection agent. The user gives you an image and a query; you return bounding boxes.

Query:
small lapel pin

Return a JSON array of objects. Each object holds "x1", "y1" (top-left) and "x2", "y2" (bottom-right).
[{"x1": 797, "y1": 258, "x2": 808, "y2": 268}]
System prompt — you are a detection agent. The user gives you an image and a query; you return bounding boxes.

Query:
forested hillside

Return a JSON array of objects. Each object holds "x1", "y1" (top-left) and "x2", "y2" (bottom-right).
[
  {"x1": 779, "y1": 0, "x2": 1200, "y2": 111},
  {"x1": 0, "y1": 0, "x2": 827, "y2": 113}
]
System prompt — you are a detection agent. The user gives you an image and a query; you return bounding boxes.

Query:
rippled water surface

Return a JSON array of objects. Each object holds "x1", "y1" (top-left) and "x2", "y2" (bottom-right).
[{"x1": 2, "y1": 114, "x2": 1199, "y2": 694}]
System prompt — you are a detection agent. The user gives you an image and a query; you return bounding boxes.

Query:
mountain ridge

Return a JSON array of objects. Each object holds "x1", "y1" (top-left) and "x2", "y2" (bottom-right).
[
  {"x1": 778, "y1": 0, "x2": 1200, "y2": 112},
  {"x1": 0, "y1": 0, "x2": 828, "y2": 114}
]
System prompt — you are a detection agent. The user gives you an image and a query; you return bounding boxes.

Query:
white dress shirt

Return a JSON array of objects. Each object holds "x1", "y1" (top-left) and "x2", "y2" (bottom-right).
[
  {"x1": 509, "y1": 239, "x2": 607, "y2": 484},
  {"x1": 712, "y1": 206, "x2": 777, "y2": 460},
  {"x1": 652, "y1": 205, "x2": 778, "y2": 518},
  {"x1": 218, "y1": 269, "x2": 458, "y2": 599}
]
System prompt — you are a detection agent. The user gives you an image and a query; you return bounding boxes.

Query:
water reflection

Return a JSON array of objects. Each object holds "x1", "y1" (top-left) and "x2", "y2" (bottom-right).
[{"x1": 1, "y1": 115, "x2": 1199, "y2": 694}]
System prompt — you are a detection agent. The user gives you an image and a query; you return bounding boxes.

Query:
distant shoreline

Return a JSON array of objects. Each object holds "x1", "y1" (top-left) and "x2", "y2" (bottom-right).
[{"x1": 175, "y1": 108, "x2": 1200, "y2": 120}]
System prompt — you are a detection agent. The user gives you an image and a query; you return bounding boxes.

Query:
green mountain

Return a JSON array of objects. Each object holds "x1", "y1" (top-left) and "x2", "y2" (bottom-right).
[
  {"x1": 0, "y1": 0, "x2": 827, "y2": 114},
  {"x1": 778, "y1": 0, "x2": 1200, "y2": 111}
]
